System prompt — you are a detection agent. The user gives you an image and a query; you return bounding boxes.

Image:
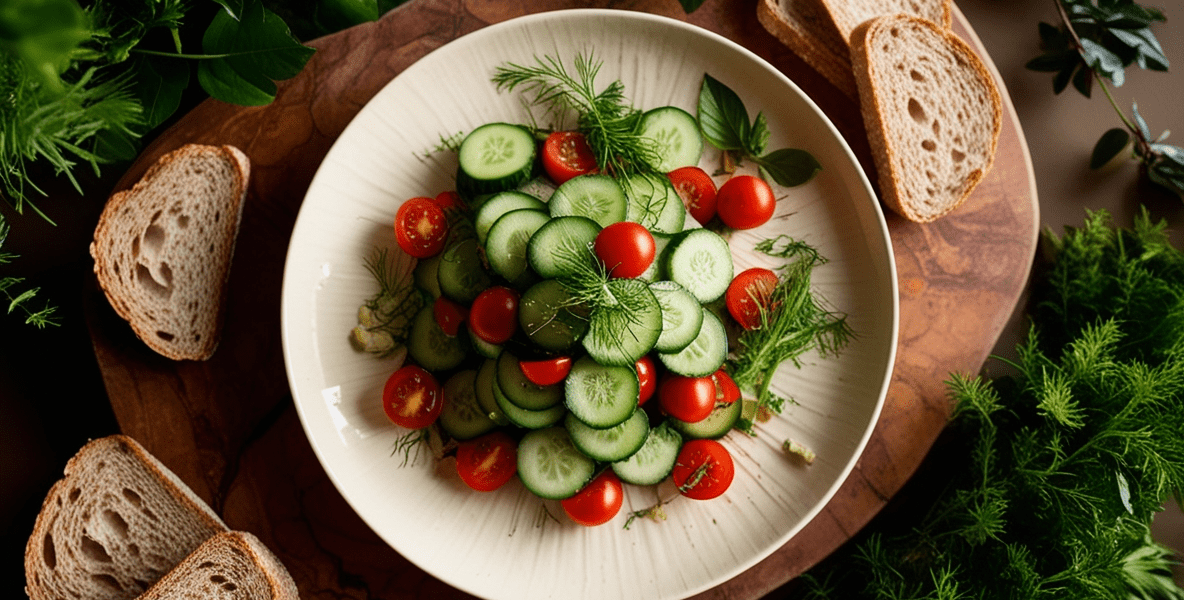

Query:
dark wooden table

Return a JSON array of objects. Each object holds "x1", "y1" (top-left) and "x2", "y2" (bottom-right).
[{"x1": 83, "y1": 1, "x2": 1038, "y2": 598}]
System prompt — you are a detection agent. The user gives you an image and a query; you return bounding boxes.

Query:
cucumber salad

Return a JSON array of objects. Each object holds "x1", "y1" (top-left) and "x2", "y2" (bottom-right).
[{"x1": 352, "y1": 53, "x2": 851, "y2": 527}]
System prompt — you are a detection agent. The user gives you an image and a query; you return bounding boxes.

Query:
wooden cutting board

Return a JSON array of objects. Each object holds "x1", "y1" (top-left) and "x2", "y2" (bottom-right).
[{"x1": 83, "y1": 1, "x2": 1038, "y2": 598}]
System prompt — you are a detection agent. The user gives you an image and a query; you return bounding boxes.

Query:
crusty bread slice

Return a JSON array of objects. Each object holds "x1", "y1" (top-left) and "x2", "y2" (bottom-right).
[
  {"x1": 850, "y1": 14, "x2": 1002, "y2": 223},
  {"x1": 817, "y1": 0, "x2": 952, "y2": 46},
  {"x1": 90, "y1": 144, "x2": 250, "y2": 361},
  {"x1": 24, "y1": 435, "x2": 230, "y2": 600},
  {"x1": 135, "y1": 532, "x2": 299, "y2": 600},
  {"x1": 756, "y1": 0, "x2": 859, "y2": 99}
]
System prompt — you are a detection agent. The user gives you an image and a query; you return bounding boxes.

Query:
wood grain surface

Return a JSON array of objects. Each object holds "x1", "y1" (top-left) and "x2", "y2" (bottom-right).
[{"x1": 83, "y1": 1, "x2": 1038, "y2": 598}]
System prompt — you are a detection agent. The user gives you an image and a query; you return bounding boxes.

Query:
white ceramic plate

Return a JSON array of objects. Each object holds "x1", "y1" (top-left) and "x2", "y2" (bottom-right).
[{"x1": 281, "y1": 9, "x2": 896, "y2": 600}]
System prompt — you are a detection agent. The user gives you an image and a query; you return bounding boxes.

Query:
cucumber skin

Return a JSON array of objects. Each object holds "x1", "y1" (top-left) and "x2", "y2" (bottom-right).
[{"x1": 456, "y1": 123, "x2": 539, "y2": 198}]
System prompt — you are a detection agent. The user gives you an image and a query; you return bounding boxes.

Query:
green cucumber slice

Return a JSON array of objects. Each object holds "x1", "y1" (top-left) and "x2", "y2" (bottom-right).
[
  {"x1": 564, "y1": 355, "x2": 639, "y2": 429},
  {"x1": 517, "y1": 427, "x2": 595, "y2": 499},
  {"x1": 438, "y1": 370, "x2": 497, "y2": 440},
  {"x1": 639, "y1": 106, "x2": 703, "y2": 173}
]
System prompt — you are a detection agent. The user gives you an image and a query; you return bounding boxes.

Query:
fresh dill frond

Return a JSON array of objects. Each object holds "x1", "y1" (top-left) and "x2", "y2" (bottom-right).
[
  {"x1": 351, "y1": 246, "x2": 424, "y2": 357},
  {"x1": 492, "y1": 52, "x2": 659, "y2": 176},
  {"x1": 0, "y1": 215, "x2": 58, "y2": 327}
]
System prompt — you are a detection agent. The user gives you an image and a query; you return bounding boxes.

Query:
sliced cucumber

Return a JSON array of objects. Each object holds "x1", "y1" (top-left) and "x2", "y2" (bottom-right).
[
  {"x1": 413, "y1": 253, "x2": 442, "y2": 298},
  {"x1": 581, "y1": 278, "x2": 663, "y2": 367},
  {"x1": 548, "y1": 174, "x2": 627, "y2": 227},
  {"x1": 474, "y1": 190, "x2": 546, "y2": 245},
  {"x1": 407, "y1": 305, "x2": 467, "y2": 372},
  {"x1": 496, "y1": 352, "x2": 564, "y2": 411},
  {"x1": 474, "y1": 358, "x2": 510, "y2": 426},
  {"x1": 484, "y1": 208, "x2": 550, "y2": 287},
  {"x1": 621, "y1": 172, "x2": 686, "y2": 234},
  {"x1": 565, "y1": 408, "x2": 649, "y2": 462},
  {"x1": 639, "y1": 106, "x2": 703, "y2": 173},
  {"x1": 457, "y1": 123, "x2": 537, "y2": 197},
  {"x1": 467, "y1": 324, "x2": 503, "y2": 359},
  {"x1": 517, "y1": 427, "x2": 595, "y2": 500},
  {"x1": 638, "y1": 231, "x2": 674, "y2": 283},
  {"x1": 493, "y1": 378, "x2": 566, "y2": 429},
  {"x1": 518, "y1": 278, "x2": 590, "y2": 352},
  {"x1": 648, "y1": 280, "x2": 704, "y2": 353},
  {"x1": 658, "y1": 308, "x2": 728, "y2": 377},
  {"x1": 516, "y1": 176, "x2": 558, "y2": 202},
  {"x1": 611, "y1": 421, "x2": 683, "y2": 486},
  {"x1": 564, "y1": 355, "x2": 639, "y2": 429},
  {"x1": 663, "y1": 228, "x2": 733, "y2": 304},
  {"x1": 438, "y1": 370, "x2": 497, "y2": 440},
  {"x1": 527, "y1": 216, "x2": 601, "y2": 280},
  {"x1": 668, "y1": 399, "x2": 741, "y2": 440},
  {"x1": 437, "y1": 238, "x2": 492, "y2": 304}
]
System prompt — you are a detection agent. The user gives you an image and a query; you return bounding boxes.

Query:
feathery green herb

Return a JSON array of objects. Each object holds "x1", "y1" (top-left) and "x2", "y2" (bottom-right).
[
  {"x1": 796, "y1": 208, "x2": 1184, "y2": 600},
  {"x1": 491, "y1": 53, "x2": 661, "y2": 177},
  {"x1": 0, "y1": 214, "x2": 57, "y2": 327},
  {"x1": 351, "y1": 247, "x2": 425, "y2": 358}
]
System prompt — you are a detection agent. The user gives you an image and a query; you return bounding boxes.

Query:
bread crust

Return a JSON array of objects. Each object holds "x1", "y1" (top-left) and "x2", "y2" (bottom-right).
[
  {"x1": 850, "y1": 14, "x2": 1002, "y2": 223},
  {"x1": 135, "y1": 532, "x2": 300, "y2": 600},
  {"x1": 756, "y1": 0, "x2": 859, "y2": 99},
  {"x1": 24, "y1": 435, "x2": 229, "y2": 600},
  {"x1": 90, "y1": 144, "x2": 250, "y2": 361}
]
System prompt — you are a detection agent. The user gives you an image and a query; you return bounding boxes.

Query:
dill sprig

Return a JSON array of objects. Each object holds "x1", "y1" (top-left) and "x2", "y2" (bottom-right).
[
  {"x1": 351, "y1": 247, "x2": 424, "y2": 357},
  {"x1": 728, "y1": 236, "x2": 853, "y2": 432},
  {"x1": 0, "y1": 214, "x2": 57, "y2": 328},
  {"x1": 491, "y1": 52, "x2": 660, "y2": 176},
  {"x1": 796, "y1": 208, "x2": 1184, "y2": 600}
]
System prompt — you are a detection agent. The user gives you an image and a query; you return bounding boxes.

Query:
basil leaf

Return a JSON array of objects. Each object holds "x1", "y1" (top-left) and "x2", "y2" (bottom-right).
[
  {"x1": 748, "y1": 111, "x2": 771, "y2": 157},
  {"x1": 698, "y1": 73, "x2": 751, "y2": 151},
  {"x1": 1090, "y1": 128, "x2": 1130, "y2": 169},
  {"x1": 197, "y1": 0, "x2": 315, "y2": 106},
  {"x1": 755, "y1": 148, "x2": 821, "y2": 187},
  {"x1": 127, "y1": 55, "x2": 190, "y2": 131}
]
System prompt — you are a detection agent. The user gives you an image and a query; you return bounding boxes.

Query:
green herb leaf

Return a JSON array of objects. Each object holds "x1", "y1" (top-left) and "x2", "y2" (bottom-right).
[
  {"x1": 697, "y1": 73, "x2": 750, "y2": 151},
  {"x1": 1090, "y1": 127, "x2": 1130, "y2": 168},
  {"x1": 197, "y1": 0, "x2": 315, "y2": 106},
  {"x1": 1131, "y1": 102, "x2": 1152, "y2": 141},
  {"x1": 0, "y1": 0, "x2": 90, "y2": 93},
  {"x1": 678, "y1": 0, "x2": 707, "y2": 12},
  {"x1": 755, "y1": 148, "x2": 822, "y2": 187},
  {"x1": 1081, "y1": 37, "x2": 1126, "y2": 86},
  {"x1": 1110, "y1": 27, "x2": 1169, "y2": 70},
  {"x1": 127, "y1": 54, "x2": 191, "y2": 131}
]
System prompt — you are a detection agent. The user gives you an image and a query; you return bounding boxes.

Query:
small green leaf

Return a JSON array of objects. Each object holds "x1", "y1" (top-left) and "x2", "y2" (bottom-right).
[
  {"x1": 197, "y1": 0, "x2": 316, "y2": 106},
  {"x1": 1131, "y1": 102, "x2": 1152, "y2": 141},
  {"x1": 1026, "y1": 51, "x2": 1078, "y2": 72},
  {"x1": 1080, "y1": 38, "x2": 1125, "y2": 86},
  {"x1": 1090, "y1": 128, "x2": 1130, "y2": 169},
  {"x1": 748, "y1": 111, "x2": 771, "y2": 157},
  {"x1": 211, "y1": 0, "x2": 246, "y2": 20},
  {"x1": 1110, "y1": 28, "x2": 1169, "y2": 71},
  {"x1": 1117, "y1": 472, "x2": 1133, "y2": 514},
  {"x1": 755, "y1": 148, "x2": 822, "y2": 187},
  {"x1": 128, "y1": 55, "x2": 191, "y2": 131},
  {"x1": 1072, "y1": 62, "x2": 1094, "y2": 97},
  {"x1": 1146, "y1": 162, "x2": 1184, "y2": 199},
  {"x1": 1053, "y1": 63, "x2": 1077, "y2": 94},
  {"x1": 1149, "y1": 143, "x2": 1184, "y2": 165},
  {"x1": 697, "y1": 73, "x2": 751, "y2": 151},
  {"x1": 679, "y1": 0, "x2": 708, "y2": 12}
]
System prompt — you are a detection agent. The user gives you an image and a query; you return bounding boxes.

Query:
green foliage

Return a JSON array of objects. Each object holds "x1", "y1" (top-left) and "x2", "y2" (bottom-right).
[
  {"x1": 695, "y1": 74, "x2": 820, "y2": 187},
  {"x1": 797, "y1": 209, "x2": 1184, "y2": 599},
  {"x1": 1027, "y1": 0, "x2": 1184, "y2": 200},
  {"x1": 0, "y1": 214, "x2": 57, "y2": 327},
  {"x1": 197, "y1": 0, "x2": 316, "y2": 106}
]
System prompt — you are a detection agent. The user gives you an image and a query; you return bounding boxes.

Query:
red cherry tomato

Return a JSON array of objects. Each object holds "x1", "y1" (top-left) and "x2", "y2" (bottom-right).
[
  {"x1": 433, "y1": 190, "x2": 464, "y2": 212},
  {"x1": 394, "y1": 197, "x2": 449, "y2": 258},
  {"x1": 593, "y1": 222, "x2": 655, "y2": 279},
  {"x1": 635, "y1": 355, "x2": 658, "y2": 406},
  {"x1": 519, "y1": 356, "x2": 573, "y2": 386},
  {"x1": 468, "y1": 286, "x2": 520, "y2": 345},
  {"x1": 668, "y1": 166, "x2": 718, "y2": 225},
  {"x1": 561, "y1": 470, "x2": 623, "y2": 526},
  {"x1": 672, "y1": 439, "x2": 735, "y2": 500},
  {"x1": 542, "y1": 131, "x2": 598, "y2": 185},
  {"x1": 382, "y1": 365, "x2": 442, "y2": 429},
  {"x1": 716, "y1": 175, "x2": 776, "y2": 230},
  {"x1": 711, "y1": 369, "x2": 741, "y2": 405},
  {"x1": 725, "y1": 267, "x2": 779, "y2": 330},
  {"x1": 658, "y1": 373, "x2": 716, "y2": 423},
  {"x1": 455, "y1": 431, "x2": 518, "y2": 492},
  {"x1": 432, "y1": 296, "x2": 467, "y2": 337}
]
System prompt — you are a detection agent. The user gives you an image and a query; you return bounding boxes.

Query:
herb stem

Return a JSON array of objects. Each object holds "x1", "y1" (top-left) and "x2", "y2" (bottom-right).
[{"x1": 129, "y1": 49, "x2": 235, "y2": 60}]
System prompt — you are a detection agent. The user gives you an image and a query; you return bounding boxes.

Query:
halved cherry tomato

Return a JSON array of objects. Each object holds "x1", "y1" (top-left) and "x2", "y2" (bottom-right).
[
  {"x1": 668, "y1": 166, "x2": 718, "y2": 225},
  {"x1": 716, "y1": 175, "x2": 776, "y2": 230},
  {"x1": 432, "y1": 296, "x2": 467, "y2": 337},
  {"x1": 519, "y1": 356, "x2": 573, "y2": 386},
  {"x1": 672, "y1": 439, "x2": 735, "y2": 500},
  {"x1": 382, "y1": 365, "x2": 442, "y2": 429},
  {"x1": 593, "y1": 221, "x2": 655, "y2": 279},
  {"x1": 542, "y1": 131, "x2": 598, "y2": 185},
  {"x1": 468, "y1": 286, "x2": 520, "y2": 345},
  {"x1": 561, "y1": 470, "x2": 623, "y2": 526},
  {"x1": 635, "y1": 355, "x2": 658, "y2": 406},
  {"x1": 711, "y1": 369, "x2": 741, "y2": 405},
  {"x1": 657, "y1": 373, "x2": 716, "y2": 423},
  {"x1": 455, "y1": 431, "x2": 518, "y2": 492},
  {"x1": 394, "y1": 197, "x2": 449, "y2": 258},
  {"x1": 725, "y1": 267, "x2": 779, "y2": 330}
]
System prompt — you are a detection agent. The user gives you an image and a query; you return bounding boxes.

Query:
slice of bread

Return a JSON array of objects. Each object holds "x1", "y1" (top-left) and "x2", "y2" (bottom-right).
[
  {"x1": 91, "y1": 144, "x2": 250, "y2": 361},
  {"x1": 817, "y1": 0, "x2": 952, "y2": 46},
  {"x1": 24, "y1": 435, "x2": 230, "y2": 600},
  {"x1": 756, "y1": 0, "x2": 859, "y2": 99},
  {"x1": 850, "y1": 14, "x2": 1002, "y2": 223},
  {"x1": 135, "y1": 532, "x2": 299, "y2": 600}
]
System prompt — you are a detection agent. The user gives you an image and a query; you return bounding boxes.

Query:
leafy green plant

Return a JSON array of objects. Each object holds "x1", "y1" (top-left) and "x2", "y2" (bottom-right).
[
  {"x1": 0, "y1": 214, "x2": 57, "y2": 327},
  {"x1": 795, "y1": 208, "x2": 1184, "y2": 599},
  {"x1": 1027, "y1": 0, "x2": 1184, "y2": 199}
]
